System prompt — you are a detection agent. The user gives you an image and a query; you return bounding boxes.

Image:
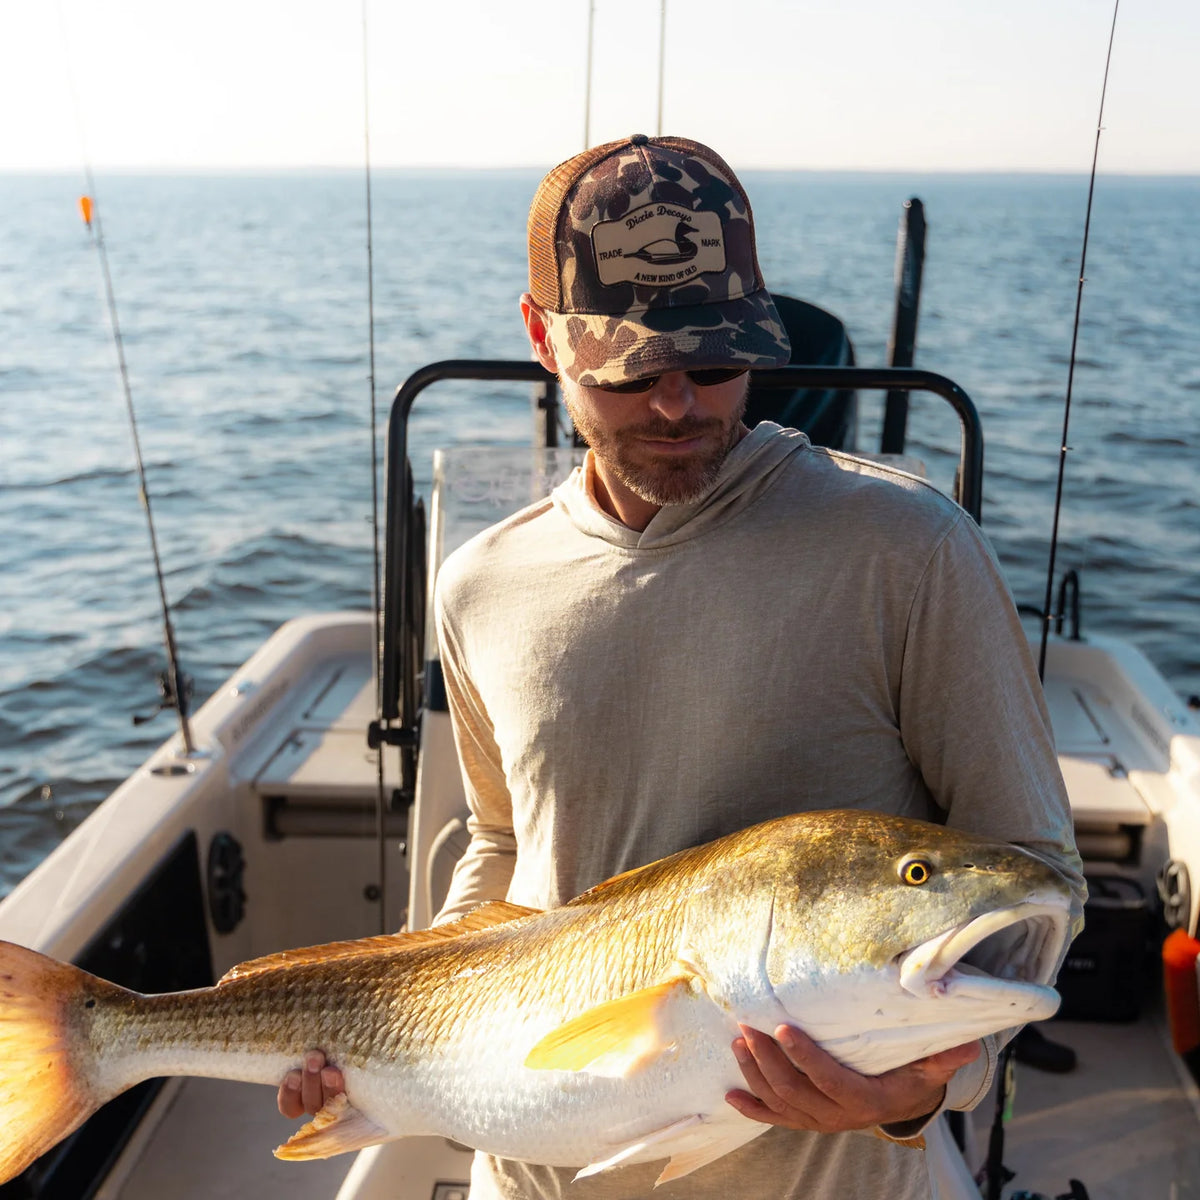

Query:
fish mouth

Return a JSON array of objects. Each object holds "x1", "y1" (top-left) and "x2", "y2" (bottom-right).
[{"x1": 897, "y1": 897, "x2": 1070, "y2": 1001}]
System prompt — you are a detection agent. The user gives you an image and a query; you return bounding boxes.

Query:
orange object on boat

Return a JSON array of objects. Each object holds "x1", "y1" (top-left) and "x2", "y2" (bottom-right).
[{"x1": 1163, "y1": 928, "x2": 1200, "y2": 1055}]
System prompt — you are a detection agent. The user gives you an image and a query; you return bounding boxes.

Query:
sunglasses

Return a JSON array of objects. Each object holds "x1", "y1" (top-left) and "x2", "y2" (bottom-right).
[{"x1": 592, "y1": 366, "x2": 749, "y2": 394}]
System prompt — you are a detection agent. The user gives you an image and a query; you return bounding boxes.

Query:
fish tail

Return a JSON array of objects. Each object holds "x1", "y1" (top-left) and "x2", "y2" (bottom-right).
[{"x1": 0, "y1": 941, "x2": 115, "y2": 1183}]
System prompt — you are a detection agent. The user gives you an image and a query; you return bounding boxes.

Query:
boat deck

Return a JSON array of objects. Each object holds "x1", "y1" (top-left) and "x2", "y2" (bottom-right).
[
  {"x1": 105, "y1": 1078, "x2": 474, "y2": 1200},
  {"x1": 100, "y1": 1079, "x2": 354, "y2": 1200},
  {"x1": 970, "y1": 1010, "x2": 1200, "y2": 1199}
]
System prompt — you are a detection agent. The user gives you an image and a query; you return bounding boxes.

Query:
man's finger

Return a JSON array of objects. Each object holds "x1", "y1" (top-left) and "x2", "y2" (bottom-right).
[
  {"x1": 919, "y1": 1041, "x2": 981, "y2": 1074},
  {"x1": 738, "y1": 1025, "x2": 844, "y2": 1123},
  {"x1": 773, "y1": 1024, "x2": 867, "y2": 1107},
  {"x1": 726, "y1": 1086, "x2": 796, "y2": 1126},
  {"x1": 738, "y1": 1026, "x2": 816, "y2": 1105},
  {"x1": 732, "y1": 1033, "x2": 793, "y2": 1115},
  {"x1": 774, "y1": 1024, "x2": 838, "y2": 1072},
  {"x1": 278, "y1": 1069, "x2": 304, "y2": 1119},
  {"x1": 300, "y1": 1050, "x2": 327, "y2": 1114}
]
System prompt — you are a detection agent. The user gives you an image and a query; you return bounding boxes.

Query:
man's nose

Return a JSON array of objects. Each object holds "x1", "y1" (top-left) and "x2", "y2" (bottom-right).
[{"x1": 646, "y1": 372, "x2": 696, "y2": 421}]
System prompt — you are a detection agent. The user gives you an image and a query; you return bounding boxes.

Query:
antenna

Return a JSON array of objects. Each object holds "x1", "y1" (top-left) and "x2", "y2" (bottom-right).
[
  {"x1": 656, "y1": 0, "x2": 667, "y2": 135},
  {"x1": 584, "y1": 0, "x2": 595, "y2": 148}
]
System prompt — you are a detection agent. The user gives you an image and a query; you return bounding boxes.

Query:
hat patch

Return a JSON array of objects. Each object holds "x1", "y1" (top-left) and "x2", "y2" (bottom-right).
[{"x1": 592, "y1": 204, "x2": 726, "y2": 287}]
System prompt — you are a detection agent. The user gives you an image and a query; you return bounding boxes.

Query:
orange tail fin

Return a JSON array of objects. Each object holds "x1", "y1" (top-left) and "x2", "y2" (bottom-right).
[{"x1": 0, "y1": 941, "x2": 105, "y2": 1183}]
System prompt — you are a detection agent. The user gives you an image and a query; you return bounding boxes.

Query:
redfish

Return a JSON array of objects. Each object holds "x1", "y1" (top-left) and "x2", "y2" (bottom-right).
[{"x1": 0, "y1": 810, "x2": 1072, "y2": 1185}]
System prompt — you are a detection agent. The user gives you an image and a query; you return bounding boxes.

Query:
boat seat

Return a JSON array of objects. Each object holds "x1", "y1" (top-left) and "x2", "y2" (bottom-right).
[{"x1": 744, "y1": 293, "x2": 857, "y2": 449}]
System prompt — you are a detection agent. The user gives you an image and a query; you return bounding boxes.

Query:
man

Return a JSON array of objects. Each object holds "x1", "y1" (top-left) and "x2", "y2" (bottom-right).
[{"x1": 281, "y1": 134, "x2": 1084, "y2": 1198}]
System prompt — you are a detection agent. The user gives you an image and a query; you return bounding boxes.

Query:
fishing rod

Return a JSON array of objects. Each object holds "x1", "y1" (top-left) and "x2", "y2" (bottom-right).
[
  {"x1": 1036, "y1": 1, "x2": 1121, "y2": 683},
  {"x1": 984, "y1": 8, "x2": 1121, "y2": 1200},
  {"x1": 59, "y1": 0, "x2": 196, "y2": 757},
  {"x1": 361, "y1": 0, "x2": 392, "y2": 936},
  {"x1": 78, "y1": 188, "x2": 196, "y2": 758}
]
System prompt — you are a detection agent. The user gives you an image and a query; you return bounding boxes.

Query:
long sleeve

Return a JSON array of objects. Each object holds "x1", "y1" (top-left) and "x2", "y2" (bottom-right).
[
  {"x1": 877, "y1": 511, "x2": 1086, "y2": 1138},
  {"x1": 432, "y1": 577, "x2": 518, "y2": 922},
  {"x1": 898, "y1": 511, "x2": 1086, "y2": 937}
]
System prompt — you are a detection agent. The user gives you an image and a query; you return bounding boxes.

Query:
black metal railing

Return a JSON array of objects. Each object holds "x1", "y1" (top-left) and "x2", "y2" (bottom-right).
[{"x1": 373, "y1": 361, "x2": 982, "y2": 738}]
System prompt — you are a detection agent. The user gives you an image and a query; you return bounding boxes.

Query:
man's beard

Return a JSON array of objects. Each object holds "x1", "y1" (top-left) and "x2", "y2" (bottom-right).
[{"x1": 564, "y1": 385, "x2": 748, "y2": 508}]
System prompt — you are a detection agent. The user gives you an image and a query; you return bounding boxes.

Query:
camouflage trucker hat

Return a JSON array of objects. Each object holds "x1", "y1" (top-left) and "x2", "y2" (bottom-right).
[{"x1": 528, "y1": 134, "x2": 791, "y2": 387}]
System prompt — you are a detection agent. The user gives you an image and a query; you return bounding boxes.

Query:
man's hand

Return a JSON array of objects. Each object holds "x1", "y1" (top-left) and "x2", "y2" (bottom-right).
[
  {"x1": 726, "y1": 1024, "x2": 980, "y2": 1133},
  {"x1": 277, "y1": 1050, "x2": 346, "y2": 1119}
]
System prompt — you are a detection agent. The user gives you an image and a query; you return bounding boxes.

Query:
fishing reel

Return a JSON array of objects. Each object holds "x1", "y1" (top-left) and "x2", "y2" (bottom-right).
[{"x1": 133, "y1": 669, "x2": 194, "y2": 726}]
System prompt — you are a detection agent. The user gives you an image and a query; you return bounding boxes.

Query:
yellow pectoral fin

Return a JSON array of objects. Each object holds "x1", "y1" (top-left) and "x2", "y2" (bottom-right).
[
  {"x1": 524, "y1": 976, "x2": 693, "y2": 1076},
  {"x1": 274, "y1": 1094, "x2": 393, "y2": 1160}
]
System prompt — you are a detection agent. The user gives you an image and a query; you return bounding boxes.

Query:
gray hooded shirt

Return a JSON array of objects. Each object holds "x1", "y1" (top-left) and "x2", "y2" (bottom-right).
[{"x1": 433, "y1": 422, "x2": 1084, "y2": 1199}]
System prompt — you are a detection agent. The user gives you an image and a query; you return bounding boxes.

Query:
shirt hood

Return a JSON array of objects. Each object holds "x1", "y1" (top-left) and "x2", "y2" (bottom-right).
[{"x1": 551, "y1": 421, "x2": 811, "y2": 550}]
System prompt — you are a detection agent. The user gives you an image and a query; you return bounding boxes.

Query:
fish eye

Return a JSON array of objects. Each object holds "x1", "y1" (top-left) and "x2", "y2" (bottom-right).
[{"x1": 899, "y1": 856, "x2": 934, "y2": 886}]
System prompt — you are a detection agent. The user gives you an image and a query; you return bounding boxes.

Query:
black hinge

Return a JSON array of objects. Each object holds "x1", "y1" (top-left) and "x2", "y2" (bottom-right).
[{"x1": 366, "y1": 720, "x2": 419, "y2": 750}]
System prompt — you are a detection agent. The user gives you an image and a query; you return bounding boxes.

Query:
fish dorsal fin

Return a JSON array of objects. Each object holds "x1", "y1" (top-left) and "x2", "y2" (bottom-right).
[
  {"x1": 577, "y1": 863, "x2": 645, "y2": 895},
  {"x1": 443, "y1": 900, "x2": 542, "y2": 930},
  {"x1": 524, "y1": 975, "x2": 694, "y2": 1076},
  {"x1": 274, "y1": 1093, "x2": 391, "y2": 1160},
  {"x1": 218, "y1": 902, "x2": 540, "y2": 985}
]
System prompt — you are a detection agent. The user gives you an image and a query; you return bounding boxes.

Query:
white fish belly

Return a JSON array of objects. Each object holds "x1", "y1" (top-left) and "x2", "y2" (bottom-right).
[{"x1": 349, "y1": 988, "x2": 766, "y2": 1169}]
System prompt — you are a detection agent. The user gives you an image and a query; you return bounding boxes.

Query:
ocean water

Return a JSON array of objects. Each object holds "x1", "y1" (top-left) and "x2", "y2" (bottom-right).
[{"x1": 1, "y1": 169, "x2": 1198, "y2": 897}]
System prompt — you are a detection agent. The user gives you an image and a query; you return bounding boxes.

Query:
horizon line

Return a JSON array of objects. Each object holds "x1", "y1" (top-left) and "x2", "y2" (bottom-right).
[{"x1": 4, "y1": 164, "x2": 1199, "y2": 179}]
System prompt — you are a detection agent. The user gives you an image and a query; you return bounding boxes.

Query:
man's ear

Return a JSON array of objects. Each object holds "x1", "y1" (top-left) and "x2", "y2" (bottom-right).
[{"x1": 520, "y1": 293, "x2": 559, "y2": 374}]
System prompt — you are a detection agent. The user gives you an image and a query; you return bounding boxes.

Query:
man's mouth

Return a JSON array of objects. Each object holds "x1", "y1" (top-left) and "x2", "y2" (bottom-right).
[{"x1": 639, "y1": 435, "x2": 707, "y2": 454}]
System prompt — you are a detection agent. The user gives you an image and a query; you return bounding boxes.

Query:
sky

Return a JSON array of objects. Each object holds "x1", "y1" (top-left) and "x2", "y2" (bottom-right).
[{"x1": 2, "y1": 0, "x2": 1196, "y2": 174}]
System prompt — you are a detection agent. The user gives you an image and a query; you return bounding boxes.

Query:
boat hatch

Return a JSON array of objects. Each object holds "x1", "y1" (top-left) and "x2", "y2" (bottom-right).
[
  {"x1": 1045, "y1": 679, "x2": 1117, "y2": 753},
  {"x1": 1059, "y1": 755, "x2": 1153, "y2": 827},
  {"x1": 248, "y1": 654, "x2": 405, "y2": 839}
]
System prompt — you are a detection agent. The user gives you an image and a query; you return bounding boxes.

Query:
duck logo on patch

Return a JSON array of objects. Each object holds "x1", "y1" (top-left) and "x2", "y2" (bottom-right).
[{"x1": 592, "y1": 204, "x2": 726, "y2": 287}]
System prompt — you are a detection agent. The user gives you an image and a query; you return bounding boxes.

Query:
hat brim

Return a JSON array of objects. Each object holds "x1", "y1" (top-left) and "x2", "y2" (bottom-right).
[{"x1": 544, "y1": 288, "x2": 791, "y2": 388}]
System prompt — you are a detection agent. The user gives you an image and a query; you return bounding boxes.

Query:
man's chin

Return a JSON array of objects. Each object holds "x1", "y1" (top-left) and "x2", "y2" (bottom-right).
[{"x1": 612, "y1": 456, "x2": 721, "y2": 507}]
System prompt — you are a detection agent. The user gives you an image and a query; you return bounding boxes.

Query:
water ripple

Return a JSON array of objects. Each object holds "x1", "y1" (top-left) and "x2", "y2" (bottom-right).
[{"x1": 2, "y1": 169, "x2": 1197, "y2": 898}]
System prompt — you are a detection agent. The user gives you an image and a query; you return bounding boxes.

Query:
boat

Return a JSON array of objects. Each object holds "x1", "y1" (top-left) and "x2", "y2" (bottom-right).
[{"x1": 2, "y1": 189, "x2": 1199, "y2": 1200}]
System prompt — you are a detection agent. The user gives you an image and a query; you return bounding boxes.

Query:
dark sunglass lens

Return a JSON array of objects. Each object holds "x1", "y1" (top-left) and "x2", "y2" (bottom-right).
[
  {"x1": 597, "y1": 376, "x2": 658, "y2": 394},
  {"x1": 687, "y1": 367, "x2": 749, "y2": 386},
  {"x1": 594, "y1": 367, "x2": 746, "y2": 392}
]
